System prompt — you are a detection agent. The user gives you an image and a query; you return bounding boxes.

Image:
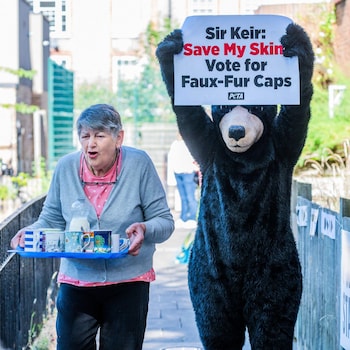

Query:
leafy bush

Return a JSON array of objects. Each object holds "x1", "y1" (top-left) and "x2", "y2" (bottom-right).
[
  {"x1": 298, "y1": 68, "x2": 350, "y2": 170},
  {"x1": 0, "y1": 185, "x2": 9, "y2": 201}
]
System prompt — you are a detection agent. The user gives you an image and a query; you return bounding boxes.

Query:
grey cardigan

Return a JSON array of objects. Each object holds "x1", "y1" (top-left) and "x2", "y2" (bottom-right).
[{"x1": 29, "y1": 146, "x2": 174, "y2": 283}]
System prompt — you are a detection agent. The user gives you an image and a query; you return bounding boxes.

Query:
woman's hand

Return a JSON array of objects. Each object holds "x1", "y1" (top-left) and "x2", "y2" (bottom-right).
[
  {"x1": 125, "y1": 222, "x2": 146, "y2": 256},
  {"x1": 10, "y1": 229, "x2": 26, "y2": 249}
]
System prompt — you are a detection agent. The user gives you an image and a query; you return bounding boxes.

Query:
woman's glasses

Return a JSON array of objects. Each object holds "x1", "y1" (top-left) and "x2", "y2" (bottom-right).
[
  {"x1": 81, "y1": 179, "x2": 116, "y2": 187},
  {"x1": 80, "y1": 160, "x2": 117, "y2": 187}
]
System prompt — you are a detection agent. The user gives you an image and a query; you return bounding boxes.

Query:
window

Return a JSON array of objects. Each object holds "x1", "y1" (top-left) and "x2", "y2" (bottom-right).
[
  {"x1": 28, "y1": 0, "x2": 70, "y2": 35},
  {"x1": 190, "y1": 0, "x2": 216, "y2": 15},
  {"x1": 112, "y1": 56, "x2": 143, "y2": 93}
]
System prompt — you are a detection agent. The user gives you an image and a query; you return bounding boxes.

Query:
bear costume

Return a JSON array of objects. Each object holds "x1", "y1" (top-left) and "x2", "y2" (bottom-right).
[{"x1": 156, "y1": 22, "x2": 314, "y2": 350}]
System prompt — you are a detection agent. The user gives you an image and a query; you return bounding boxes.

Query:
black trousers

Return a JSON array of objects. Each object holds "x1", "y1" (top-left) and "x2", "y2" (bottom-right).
[{"x1": 56, "y1": 281, "x2": 150, "y2": 350}]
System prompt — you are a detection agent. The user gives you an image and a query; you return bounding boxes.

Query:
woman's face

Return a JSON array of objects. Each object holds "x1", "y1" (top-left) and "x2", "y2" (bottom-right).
[{"x1": 79, "y1": 128, "x2": 124, "y2": 176}]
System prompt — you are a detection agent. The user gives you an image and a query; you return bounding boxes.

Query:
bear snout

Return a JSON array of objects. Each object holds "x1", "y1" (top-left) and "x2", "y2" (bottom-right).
[{"x1": 229, "y1": 125, "x2": 245, "y2": 141}]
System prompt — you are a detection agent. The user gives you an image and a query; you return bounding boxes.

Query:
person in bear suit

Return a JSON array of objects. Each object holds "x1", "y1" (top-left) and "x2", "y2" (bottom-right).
[{"x1": 156, "y1": 22, "x2": 314, "y2": 349}]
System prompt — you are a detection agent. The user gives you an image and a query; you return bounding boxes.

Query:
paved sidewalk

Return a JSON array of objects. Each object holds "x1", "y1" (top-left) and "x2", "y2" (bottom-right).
[
  {"x1": 142, "y1": 226, "x2": 203, "y2": 350},
  {"x1": 142, "y1": 225, "x2": 252, "y2": 350}
]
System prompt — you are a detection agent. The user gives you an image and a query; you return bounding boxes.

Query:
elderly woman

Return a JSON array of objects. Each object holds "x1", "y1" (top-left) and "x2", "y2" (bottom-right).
[{"x1": 11, "y1": 104, "x2": 174, "y2": 350}]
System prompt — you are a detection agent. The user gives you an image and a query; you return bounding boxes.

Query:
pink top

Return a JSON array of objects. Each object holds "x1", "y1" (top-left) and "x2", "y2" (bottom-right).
[
  {"x1": 58, "y1": 151, "x2": 155, "y2": 286},
  {"x1": 82, "y1": 151, "x2": 122, "y2": 219}
]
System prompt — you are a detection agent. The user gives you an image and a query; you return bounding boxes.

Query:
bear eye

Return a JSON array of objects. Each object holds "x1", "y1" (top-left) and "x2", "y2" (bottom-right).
[
  {"x1": 212, "y1": 105, "x2": 235, "y2": 118},
  {"x1": 221, "y1": 106, "x2": 234, "y2": 114},
  {"x1": 247, "y1": 106, "x2": 264, "y2": 114}
]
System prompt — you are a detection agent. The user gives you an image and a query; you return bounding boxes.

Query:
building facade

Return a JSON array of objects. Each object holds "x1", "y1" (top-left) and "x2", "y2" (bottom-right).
[
  {"x1": 334, "y1": 0, "x2": 350, "y2": 75},
  {"x1": 29, "y1": 0, "x2": 248, "y2": 90},
  {"x1": 0, "y1": 0, "x2": 50, "y2": 174}
]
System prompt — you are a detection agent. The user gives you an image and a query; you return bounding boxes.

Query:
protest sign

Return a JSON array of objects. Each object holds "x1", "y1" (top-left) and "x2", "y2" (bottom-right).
[{"x1": 174, "y1": 15, "x2": 300, "y2": 106}]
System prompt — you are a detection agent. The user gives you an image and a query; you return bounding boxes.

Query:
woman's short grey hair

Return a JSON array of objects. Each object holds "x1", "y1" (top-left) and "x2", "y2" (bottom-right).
[{"x1": 77, "y1": 104, "x2": 123, "y2": 137}]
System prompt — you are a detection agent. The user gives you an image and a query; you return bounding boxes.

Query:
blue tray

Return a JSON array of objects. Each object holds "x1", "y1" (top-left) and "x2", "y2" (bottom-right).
[{"x1": 8, "y1": 248, "x2": 128, "y2": 259}]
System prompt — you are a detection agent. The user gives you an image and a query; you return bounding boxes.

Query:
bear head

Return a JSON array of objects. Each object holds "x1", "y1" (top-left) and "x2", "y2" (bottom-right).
[{"x1": 211, "y1": 104, "x2": 277, "y2": 154}]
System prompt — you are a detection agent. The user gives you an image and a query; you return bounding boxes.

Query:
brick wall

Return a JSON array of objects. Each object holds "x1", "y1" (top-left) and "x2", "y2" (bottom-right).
[
  {"x1": 255, "y1": 1, "x2": 350, "y2": 78},
  {"x1": 254, "y1": 3, "x2": 323, "y2": 46},
  {"x1": 334, "y1": 0, "x2": 350, "y2": 75}
]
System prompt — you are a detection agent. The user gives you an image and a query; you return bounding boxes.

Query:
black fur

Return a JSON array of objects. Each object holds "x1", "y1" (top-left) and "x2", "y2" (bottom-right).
[{"x1": 157, "y1": 23, "x2": 314, "y2": 350}]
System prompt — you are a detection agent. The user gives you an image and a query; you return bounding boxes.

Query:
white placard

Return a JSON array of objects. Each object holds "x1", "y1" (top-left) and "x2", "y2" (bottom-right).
[
  {"x1": 174, "y1": 15, "x2": 300, "y2": 106},
  {"x1": 309, "y1": 207, "x2": 319, "y2": 236},
  {"x1": 320, "y1": 210, "x2": 336, "y2": 240},
  {"x1": 296, "y1": 205, "x2": 308, "y2": 227}
]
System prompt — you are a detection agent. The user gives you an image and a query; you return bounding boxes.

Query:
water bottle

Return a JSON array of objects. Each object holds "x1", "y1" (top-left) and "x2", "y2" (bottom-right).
[{"x1": 69, "y1": 198, "x2": 90, "y2": 231}]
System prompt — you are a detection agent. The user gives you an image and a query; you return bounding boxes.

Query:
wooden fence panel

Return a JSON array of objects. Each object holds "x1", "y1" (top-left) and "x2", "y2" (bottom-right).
[
  {"x1": 340, "y1": 201, "x2": 350, "y2": 349},
  {"x1": 294, "y1": 182, "x2": 349, "y2": 349},
  {"x1": 320, "y1": 207, "x2": 341, "y2": 350}
]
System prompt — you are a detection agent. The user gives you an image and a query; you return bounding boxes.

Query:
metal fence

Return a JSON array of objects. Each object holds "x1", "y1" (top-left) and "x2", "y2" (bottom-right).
[
  {"x1": 0, "y1": 195, "x2": 60, "y2": 350},
  {"x1": 292, "y1": 180, "x2": 350, "y2": 349}
]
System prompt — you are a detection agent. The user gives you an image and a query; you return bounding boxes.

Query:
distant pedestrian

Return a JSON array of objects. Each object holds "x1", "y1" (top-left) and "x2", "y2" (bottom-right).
[{"x1": 168, "y1": 133, "x2": 199, "y2": 229}]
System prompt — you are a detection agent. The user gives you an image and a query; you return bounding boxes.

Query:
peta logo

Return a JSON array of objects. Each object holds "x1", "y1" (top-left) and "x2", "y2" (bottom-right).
[{"x1": 228, "y1": 92, "x2": 244, "y2": 100}]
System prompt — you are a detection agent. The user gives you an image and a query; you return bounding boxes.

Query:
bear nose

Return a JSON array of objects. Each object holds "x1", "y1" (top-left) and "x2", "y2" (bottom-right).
[{"x1": 228, "y1": 125, "x2": 245, "y2": 141}]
